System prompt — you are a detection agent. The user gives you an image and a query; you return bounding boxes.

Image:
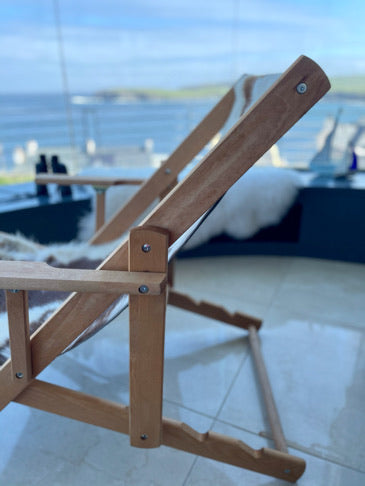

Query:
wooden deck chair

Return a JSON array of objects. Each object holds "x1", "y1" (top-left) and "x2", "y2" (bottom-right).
[{"x1": 0, "y1": 56, "x2": 330, "y2": 483}]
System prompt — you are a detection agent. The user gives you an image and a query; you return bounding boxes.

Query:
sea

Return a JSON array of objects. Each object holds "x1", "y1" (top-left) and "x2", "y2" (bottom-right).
[{"x1": 0, "y1": 92, "x2": 364, "y2": 172}]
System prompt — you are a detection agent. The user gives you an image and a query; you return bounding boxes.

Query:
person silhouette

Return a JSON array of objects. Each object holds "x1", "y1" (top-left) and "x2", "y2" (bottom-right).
[
  {"x1": 51, "y1": 155, "x2": 72, "y2": 198},
  {"x1": 35, "y1": 154, "x2": 49, "y2": 197}
]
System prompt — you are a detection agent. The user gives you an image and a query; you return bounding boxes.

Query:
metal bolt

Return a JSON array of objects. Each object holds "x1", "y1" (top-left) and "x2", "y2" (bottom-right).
[
  {"x1": 138, "y1": 285, "x2": 149, "y2": 294},
  {"x1": 164, "y1": 168, "x2": 171, "y2": 175},
  {"x1": 142, "y1": 243, "x2": 151, "y2": 253},
  {"x1": 296, "y1": 82, "x2": 307, "y2": 94},
  {"x1": 15, "y1": 372, "x2": 24, "y2": 379},
  {"x1": 140, "y1": 434, "x2": 148, "y2": 440},
  {"x1": 284, "y1": 468, "x2": 291, "y2": 475}
]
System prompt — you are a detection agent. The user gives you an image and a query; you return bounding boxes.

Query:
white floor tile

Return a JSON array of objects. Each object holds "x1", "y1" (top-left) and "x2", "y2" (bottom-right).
[
  {"x1": 175, "y1": 256, "x2": 293, "y2": 307},
  {"x1": 274, "y1": 258, "x2": 365, "y2": 328},
  {"x1": 219, "y1": 319, "x2": 365, "y2": 471},
  {"x1": 163, "y1": 306, "x2": 250, "y2": 416}
]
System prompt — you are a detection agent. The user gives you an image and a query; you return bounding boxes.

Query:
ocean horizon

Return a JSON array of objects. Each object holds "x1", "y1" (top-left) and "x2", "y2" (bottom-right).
[{"x1": 0, "y1": 92, "x2": 364, "y2": 172}]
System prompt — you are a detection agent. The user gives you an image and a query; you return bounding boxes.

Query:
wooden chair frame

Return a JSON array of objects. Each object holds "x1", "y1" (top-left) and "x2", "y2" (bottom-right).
[{"x1": 1, "y1": 56, "x2": 330, "y2": 482}]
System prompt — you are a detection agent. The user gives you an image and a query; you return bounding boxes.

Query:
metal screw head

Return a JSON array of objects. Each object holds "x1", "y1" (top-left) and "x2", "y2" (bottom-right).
[
  {"x1": 164, "y1": 168, "x2": 171, "y2": 175},
  {"x1": 15, "y1": 372, "x2": 24, "y2": 379},
  {"x1": 296, "y1": 82, "x2": 307, "y2": 94},
  {"x1": 141, "y1": 243, "x2": 151, "y2": 253},
  {"x1": 140, "y1": 434, "x2": 148, "y2": 440},
  {"x1": 284, "y1": 468, "x2": 291, "y2": 475},
  {"x1": 138, "y1": 285, "x2": 149, "y2": 294}
]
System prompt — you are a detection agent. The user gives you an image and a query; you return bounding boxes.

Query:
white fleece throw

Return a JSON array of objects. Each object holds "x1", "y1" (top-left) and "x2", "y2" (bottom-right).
[{"x1": 182, "y1": 166, "x2": 301, "y2": 249}]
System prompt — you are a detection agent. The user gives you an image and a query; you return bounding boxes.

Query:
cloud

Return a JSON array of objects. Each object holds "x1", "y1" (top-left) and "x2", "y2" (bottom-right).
[{"x1": 0, "y1": 0, "x2": 364, "y2": 93}]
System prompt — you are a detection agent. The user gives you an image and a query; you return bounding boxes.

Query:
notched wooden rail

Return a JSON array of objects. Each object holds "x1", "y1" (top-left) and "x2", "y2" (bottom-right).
[
  {"x1": 168, "y1": 289, "x2": 262, "y2": 330},
  {"x1": 162, "y1": 420, "x2": 305, "y2": 482}
]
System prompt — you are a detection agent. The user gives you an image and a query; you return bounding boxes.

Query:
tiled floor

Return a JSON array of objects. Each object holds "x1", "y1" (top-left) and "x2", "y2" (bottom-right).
[{"x1": 1, "y1": 255, "x2": 364, "y2": 485}]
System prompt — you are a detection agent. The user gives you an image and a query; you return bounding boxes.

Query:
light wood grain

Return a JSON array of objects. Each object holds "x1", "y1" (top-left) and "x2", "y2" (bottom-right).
[
  {"x1": 168, "y1": 289, "x2": 262, "y2": 330},
  {"x1": 128, "y1": 227, "x2": 169, "y2": 448},
  {"x1": 35, "y1": 174, "x2": 145, "y2": 187},
  {"x1": 6, "y1": 290, "x2": 32, "y2": 383},
  {"x1": 248, "y1": 326, "x2": 287, "y2": 453},
  {"x1": 15, "y1": 379, "x2": 130, "y2": 434},
  {"x1": 0, "y1": 261, "x2": 166, "y2": 295},
  {"x1": 0, "y1": 56, "x2": 330, "y2": 412},
  {"x1": 162, "y1": 418, "x2": 305, "y2": 482},
  {"x1": 15, "y1": 380, "x2": 305, "y2": 482},
  {"x1": 160, "y1": 179, "x2": 178, "y2": 286},
  {"x1": 159, "y1": 177, "x2": 178, "y2": 201}
]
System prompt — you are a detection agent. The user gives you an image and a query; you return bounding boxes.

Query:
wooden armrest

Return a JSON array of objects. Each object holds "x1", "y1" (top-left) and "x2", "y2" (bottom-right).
[
  {"x1": 35, "y1": 174, "x2": 145, "y2": 187},
  {"x1": 0, "y1": 261, "x2": 165, "y2": 295}
]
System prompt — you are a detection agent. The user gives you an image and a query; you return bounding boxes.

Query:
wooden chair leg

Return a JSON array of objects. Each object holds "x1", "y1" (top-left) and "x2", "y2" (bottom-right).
[
  {"x1": 160, "y1": 178, "x2": 177, "y2": 288},
  {"x1": 6, "y1": 290, "x2": 32, "y2": 383},
  {"x1": 128, "y1": 227, "x2": 169, "y2": 448}
]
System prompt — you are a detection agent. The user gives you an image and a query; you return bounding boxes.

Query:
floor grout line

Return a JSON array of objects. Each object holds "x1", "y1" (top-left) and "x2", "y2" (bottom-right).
[
  {"x1": 212, "y1": 347, "x2": 250, "y2": 423},
  {"x1": 168, "y1": 337, "x2": 252, "y2": 485},
  {"x1": 264, "y1": 257, "x2": 296, "y2": 312},
  {"x1": 181, "y1": 456, "x2": 199, "y2": 486},
  {"x1": 163, "y1": 398, "x2": 216, "y2": 421}
]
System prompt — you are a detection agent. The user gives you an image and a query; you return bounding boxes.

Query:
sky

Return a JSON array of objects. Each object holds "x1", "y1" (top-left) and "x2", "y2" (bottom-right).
[{"x1": 0, "y1": 0, "x2": 364, "y2": 94}]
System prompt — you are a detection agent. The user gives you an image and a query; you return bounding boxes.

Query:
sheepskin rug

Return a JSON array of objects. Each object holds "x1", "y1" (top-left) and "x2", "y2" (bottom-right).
[
  {"x1": 0, "y1": 166, "x2": 301, "y2": 363},
  {"x1": 78, "y1": 165, "x2": 301, "y2": 248},
  {"x1": 183, "y1": 166, "x2": 301, "y2": 249}
]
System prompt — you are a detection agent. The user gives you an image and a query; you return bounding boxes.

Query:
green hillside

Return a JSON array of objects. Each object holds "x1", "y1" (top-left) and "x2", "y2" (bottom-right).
[
  {"x1": 97, "y1": 75, "x2": 365, "y2": 101},
  {"x1": 96, "y1": 84, "x2": 229, "y2": 101},
  {"x1": 329, "y1": 76, "x2": 365, "y2": 95}
]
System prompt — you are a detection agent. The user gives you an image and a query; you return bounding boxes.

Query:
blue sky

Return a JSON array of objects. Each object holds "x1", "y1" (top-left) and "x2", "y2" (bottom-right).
[{"x1": 0, "y1": 0, "x2": 364, "y2": 93}]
